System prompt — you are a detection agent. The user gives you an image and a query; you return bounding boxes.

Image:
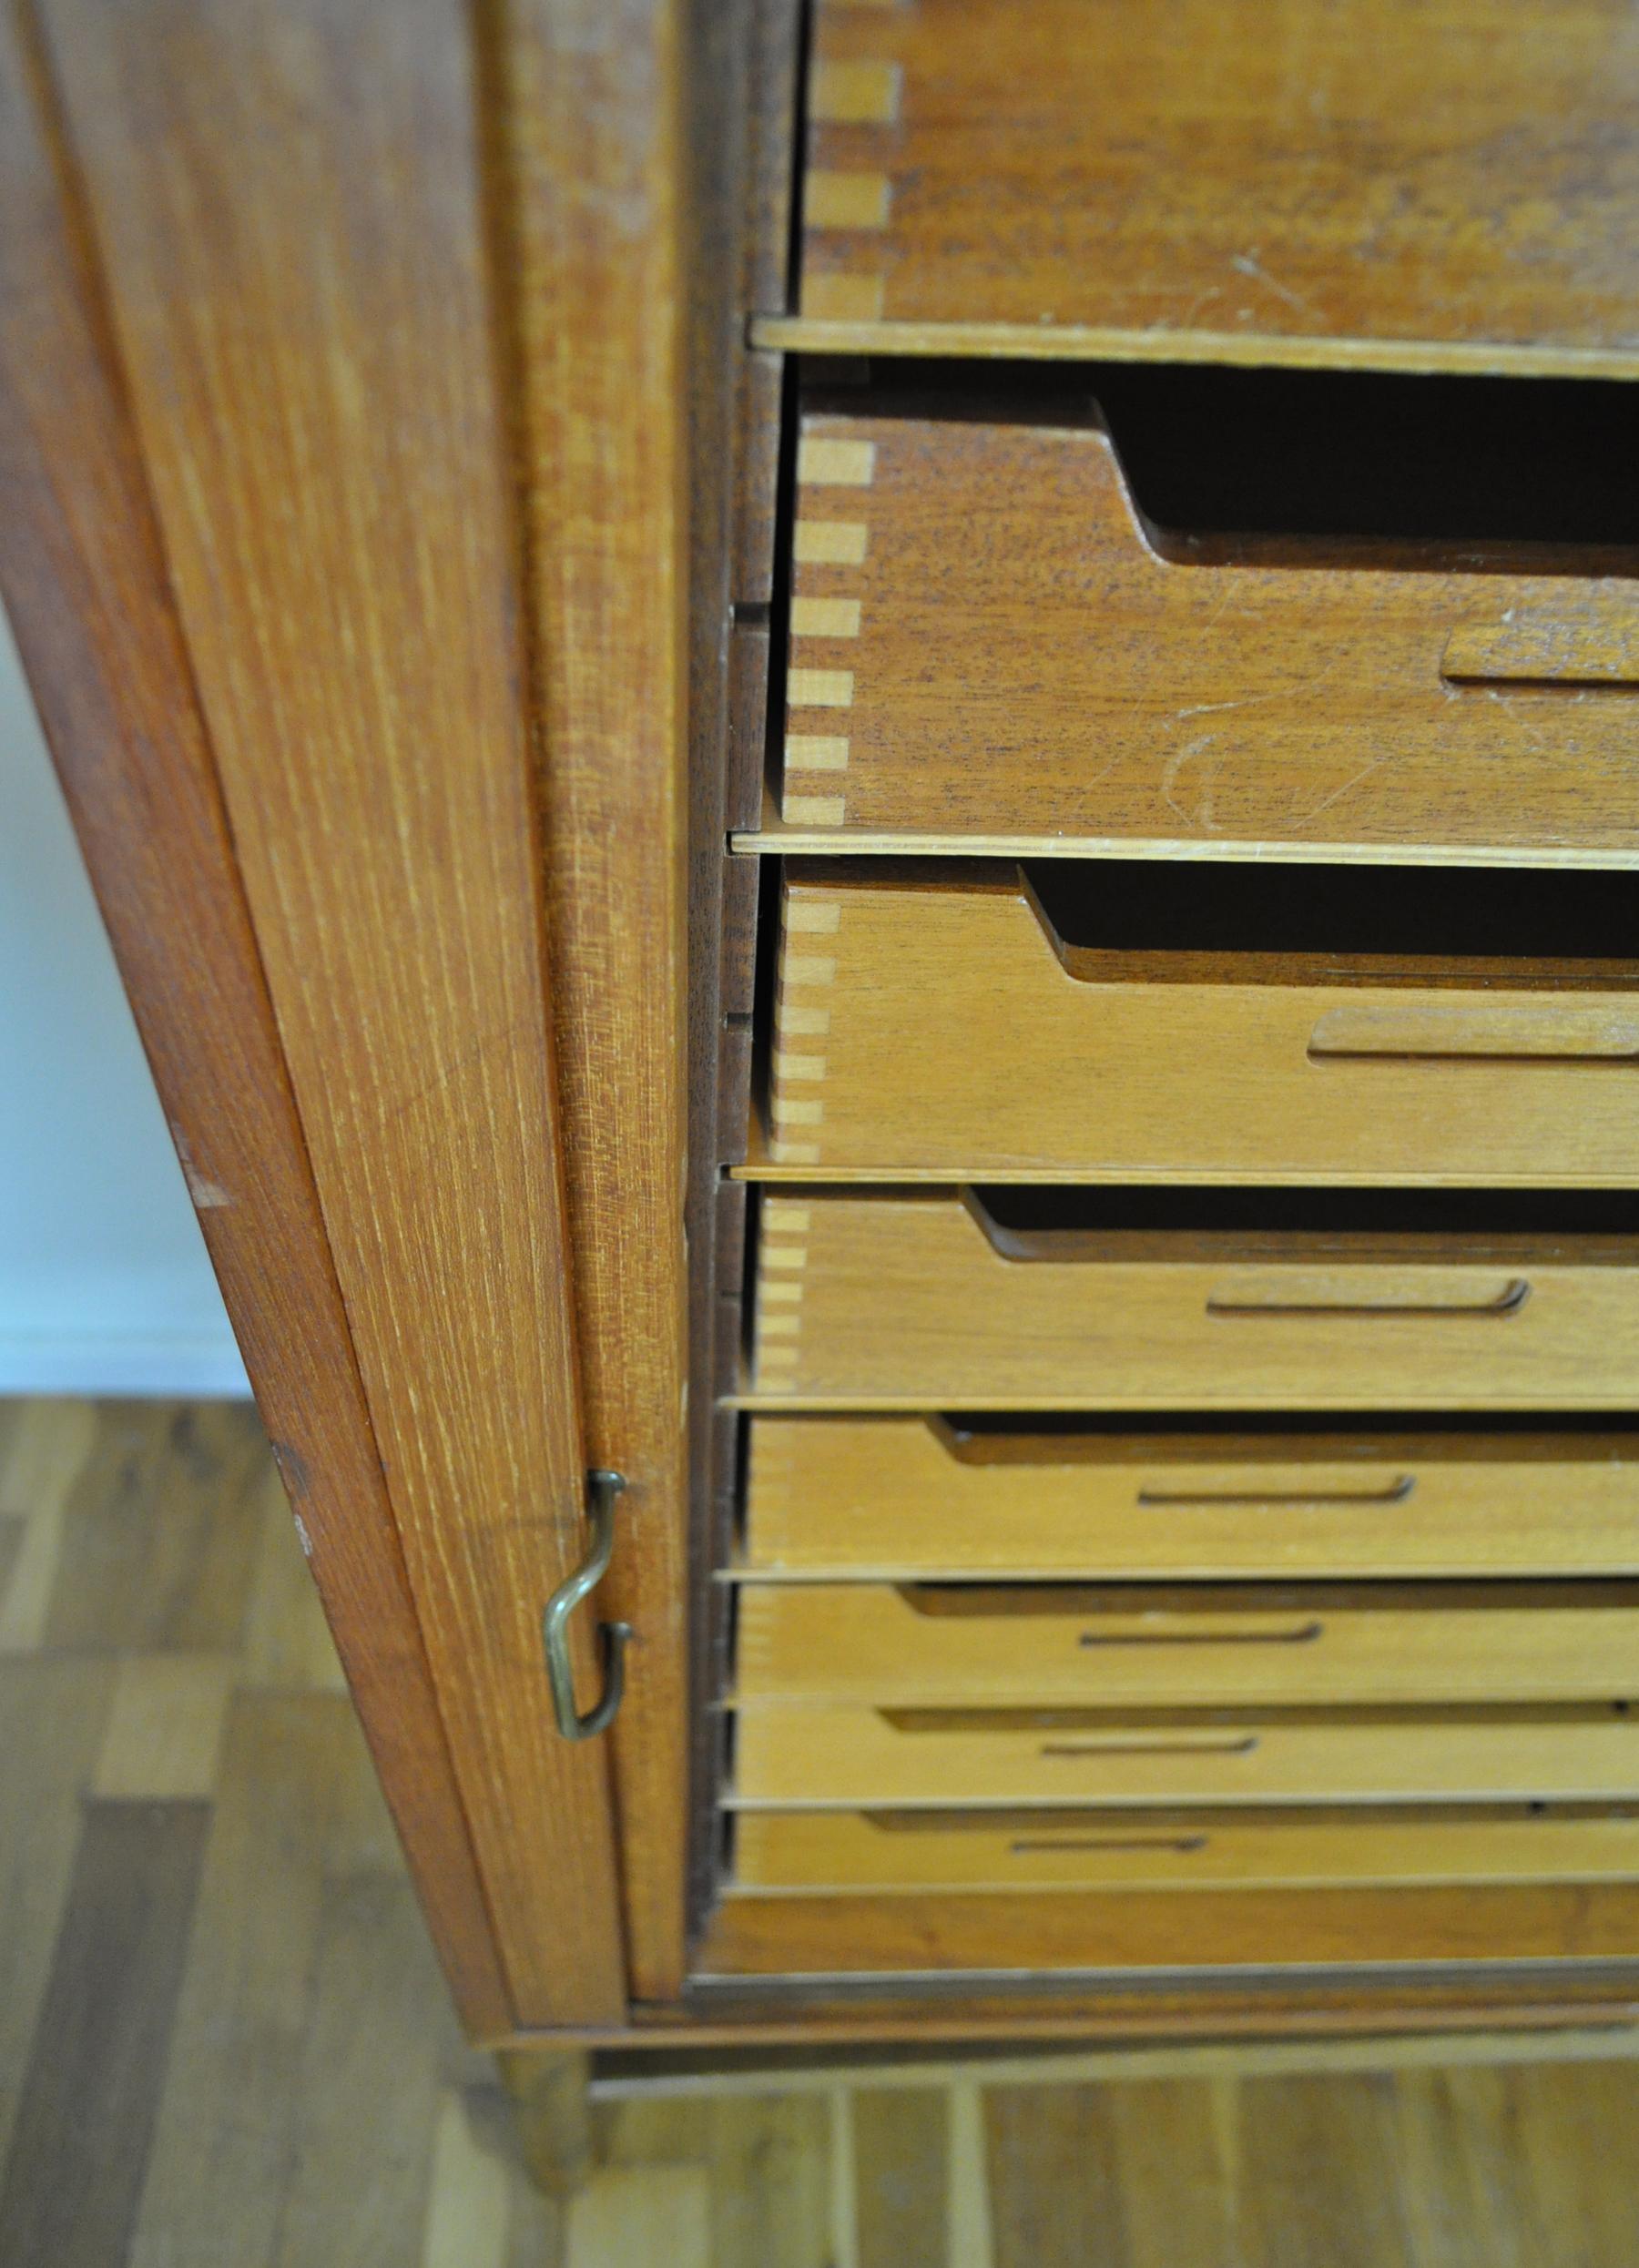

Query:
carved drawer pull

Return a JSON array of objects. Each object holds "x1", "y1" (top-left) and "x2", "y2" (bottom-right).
[
  {"x1": 1078, "y1": 1621, "x2": 1323, "y2": 1649},
  {"x1": 1039, "y1": 1734, "x2": 1260, "y2": 1759},
  {"x1": 1441, "y1": 617, "x2": 1639, "y2": 686},
  {"x1": 1008, "y1": 1833, "x2": 1211, "y2": 1856},
  {"x1": 1137, "y1": 1477, "x2": 1415, "y2": 1507},
  {"x1": 1207, "y1": 1280, "x2": 1531, "y2": 1319}
]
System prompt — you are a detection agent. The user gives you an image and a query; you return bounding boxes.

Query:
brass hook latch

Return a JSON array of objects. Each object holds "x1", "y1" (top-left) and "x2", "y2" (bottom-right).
[{"x1": 543, "y1": 1469, "x2": 631, "y2": 1741}]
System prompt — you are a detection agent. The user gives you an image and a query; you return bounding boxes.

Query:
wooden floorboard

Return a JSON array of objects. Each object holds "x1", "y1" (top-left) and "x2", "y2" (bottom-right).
[
  {"x1": 0, "y1": 1400, "x2": 557, "y2": 2267},
  {"x1": 7, "y1": 1397, "x2": 1639, "y2": 2263},
  {"x1": 0, "y1": 1798, "x2": 209, "y2": 2268},
  {"x1": 0, "y1": 1653, "x2": 117, "y2": 2171},
  {"x1": 853, "y1": 2085, "x2": 948, "y2": 2268}
]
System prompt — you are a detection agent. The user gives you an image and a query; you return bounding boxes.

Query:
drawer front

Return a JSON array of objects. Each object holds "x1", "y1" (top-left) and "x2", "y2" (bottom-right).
[
  {"x1": 769, "y1": 869, "x2": 1639, "y2": 1180},
  {"x1": 748, "y1": 1195, "x2": 1639, "y2": 1409},
  {"x1": 732, "y1": 1806, "x2": 1639, "y2": 1895},
  {"x1": 797, "y1": 1, "x2": 1639, "y2": 371},
  {"x1": 779, "y1": 411, "x2": 1639, "y2": 850},
  {"x1": 729, "y1": 1703, "x2": 1639, "y2": 1809},
  {"x1": 733, "y1": 1583, "x2": 1639, "y2": 1707},
  {"x1": 742, "y1": 1418, "x2": 1639, "y2": 1579}
]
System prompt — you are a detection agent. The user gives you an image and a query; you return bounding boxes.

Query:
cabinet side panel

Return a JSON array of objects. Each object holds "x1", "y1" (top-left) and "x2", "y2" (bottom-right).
[
  {"x1": 34, "y1": 0, "x2": 626, "y2": 2024},
  {"x1": 0, "y1": 10, "x2": 513, "y2": 2036}
]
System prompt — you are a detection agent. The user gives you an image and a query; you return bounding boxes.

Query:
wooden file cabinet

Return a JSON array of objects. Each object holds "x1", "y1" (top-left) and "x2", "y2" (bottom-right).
[{"x1": 6, "y1": 0, "x2": 1639, "y2": 2060}]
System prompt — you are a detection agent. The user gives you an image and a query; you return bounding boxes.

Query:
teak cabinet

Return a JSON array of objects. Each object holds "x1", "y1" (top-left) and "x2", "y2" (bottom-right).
[{"x1": 5, "y1": 0, "x2": 1639, "y2": 2056}]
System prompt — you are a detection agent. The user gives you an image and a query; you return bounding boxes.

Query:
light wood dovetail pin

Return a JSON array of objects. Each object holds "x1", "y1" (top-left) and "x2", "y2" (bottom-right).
[
  {"x1": 783, "y1": 436, "x2": 879, "y2": 828},
  {"x1": 768, "y1": 897, "x2": 842, "y2": 1167},
  {"x1": 800, "y1": 43, "x2": 900, "y2": 324}
]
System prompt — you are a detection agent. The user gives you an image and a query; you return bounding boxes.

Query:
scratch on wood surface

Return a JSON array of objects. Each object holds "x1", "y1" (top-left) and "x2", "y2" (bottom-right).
[{"x1": 171, "y1": 1127, "x2": 233, "y2": 1208}]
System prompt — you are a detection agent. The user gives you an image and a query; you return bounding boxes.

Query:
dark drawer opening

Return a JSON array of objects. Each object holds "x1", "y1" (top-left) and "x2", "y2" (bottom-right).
[
  {"x1": 1021, "y1": 857, "x2": 1639, "y2": 971},
  {"x1": 974, "y1": 1184, "x2": 1631, "y2": 1239},
  {"x1": 939, "y1": 1410, "x2": 1639, "y2": 1453}
]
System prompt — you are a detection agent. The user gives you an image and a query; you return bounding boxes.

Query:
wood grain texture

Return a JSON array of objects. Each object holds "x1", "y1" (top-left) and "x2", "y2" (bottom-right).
[
  {"x1": 42, "y1": 1403, "x2": 265, "y2": 1654},
  {"x1": 131, "y1": 1693, "x2": 443, "y2": 2264},
  {"x1": 0, "y1": 1403, "x2": 95, "y2": 1657},
  {"x1": 733, "y1": 0, "x2": 800, "y2": 603},
  {"x1": 780, "y1": 413, "x2": 1639, "y2": 854},
  {"x1": 743, "y1": 1193, "x2": 1639, "y2": 1409},
  {"x1": 982, "y1": 2059, "x2": 1639, "y2": 2268},
  {"x1": 733, "y1": 1805, "x2": 1639, "y2": 1896},
  {"x1": 269, "y1": 1867, "x2": 457, "y2": 2268},
  {"x1": 0, "y1": 1658, "x2": 114, "y2": 2174},
  {"x1": 0, "y1": 18, "x2": 514, "y2": 2035},
  {"x1": 592, "y1": 2085, "x2": 837, "y2": 2266},
  {"x1": 796, "y1": 0, "x2": 1639, "y2": 372},
  {"x1": 31, "y1": 0, "x2": 626, "y2": 2025},
  {"x1": 851, "y1": 2086, "x2": 947, "y2": 2268},
  {"x1": 984, "y1": 2078, "x2": 1149, "y2": 2268},
  {"x1": 696, "y1": 1881, "x2": 1639, "y2": 1981},
  {"x1": 755, "y1": 313, "x2": 1639, "y2": 381},
  {"x1": 733, "y1": 1581, "x2": 1639, "y2": 1709},
  {"x1": 739, "y1": 1417, "x2": 1639, "y2": 1581},
  {"x1": 497, "y1": 2049, "x2": 593, "y2": 2201},
  {"x1": 729, "y1": 1702, "x2": 1639, "y2": 1813},
  {"x1": 502, "y1": 0, "x2": 692, "y2": 2005},
  {"x1": 510, "y1": 1988, "x2": 1639, "y2": 2049},
  {"x1": 0, "y1": 1404, "x2": 568, "y2": 2261},
  {"x1": 422, "y1": 2091, "x2": 516, "y2": 2268},
  {"x1": 0, "y1": 1800, "x2": 209, "y2": 2268},
  {"x1": 565, "y1": 2163, "x2": 711, "y2": 2267},
  {"x1": 769, "y1": 866, "x2": 1639, "y2": 1180},
  {"x1": 736, "y1": 811, "x2": 1639, "y2": 875},
  {"x1": 91, "y1": 1653, "x2": 236, "y2": 1801}
]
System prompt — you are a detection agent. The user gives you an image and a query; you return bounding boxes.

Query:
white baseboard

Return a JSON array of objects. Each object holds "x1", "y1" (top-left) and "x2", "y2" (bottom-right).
[{"x1": 0, "y1": 1333, "x2": 252, "y2": 1399}]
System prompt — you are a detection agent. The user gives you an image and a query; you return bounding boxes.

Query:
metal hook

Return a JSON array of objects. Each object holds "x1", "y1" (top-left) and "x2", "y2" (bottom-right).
[{"x1": 543, "y1": 1469, "x2": 631, "y2": 1741}]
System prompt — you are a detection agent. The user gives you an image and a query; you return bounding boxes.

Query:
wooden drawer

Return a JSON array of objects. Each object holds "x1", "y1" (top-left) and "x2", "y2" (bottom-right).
[
  {"x1": 728, "y1": 1702, "x2": 1639, "y2": 1810},
  {"x1": 732, "y1": 1582, "x2": 1639, "y2": 1708},
  {"x1": 699, "y1": 1879, "x2": 1639, "y2": 1981},
  {"x1": 730, "y1": 1805, "x2": 1639, "y2": 1895},
  {"x1": 747, "y1": 1192, "x2": 1639, "y2": 1409},
  {"x1": 791, "y1": 0, "x2": 1639, "y2": 374},
  {"x1": 740, "y1": 1419, "x2": 1639, "y2": 1580},
  {"x1": 768, "y1": 864, "x2": 1639, "y2": 1181},
  {"x1": 776, "y1": 412, "x2": 1639, "y2": 854}
]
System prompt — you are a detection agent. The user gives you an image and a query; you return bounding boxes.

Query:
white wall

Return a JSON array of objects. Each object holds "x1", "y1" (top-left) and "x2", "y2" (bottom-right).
[{"x1": 0, "y1": 604, "x2": 249, "y2": 1396}]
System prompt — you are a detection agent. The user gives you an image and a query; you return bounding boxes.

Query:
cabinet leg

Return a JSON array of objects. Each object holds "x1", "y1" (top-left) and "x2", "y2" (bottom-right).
[{"x1": 497, "y1": 2048, "x2": 594, "y2": 2199}]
